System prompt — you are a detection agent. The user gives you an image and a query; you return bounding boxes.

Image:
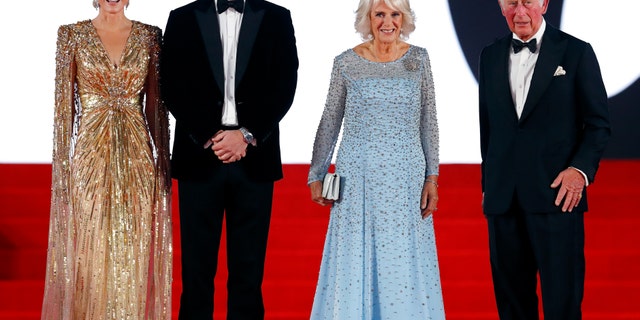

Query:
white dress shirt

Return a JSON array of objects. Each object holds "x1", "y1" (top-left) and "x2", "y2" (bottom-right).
[
  {"x1": 509, "y1": 20, "x2": 545, "y2": 119},
  {"x1": 215, "y1": 0, "x2": 244, "y2": 126}
]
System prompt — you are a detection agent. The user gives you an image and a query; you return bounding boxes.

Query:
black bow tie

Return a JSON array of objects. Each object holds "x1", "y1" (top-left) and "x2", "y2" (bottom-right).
[
  {"x1": 512, "y1": 38, "x2": 537, "y2": 53},
  {"x1": 217, "y1": 0, "x2": 244, "y2": 13}
]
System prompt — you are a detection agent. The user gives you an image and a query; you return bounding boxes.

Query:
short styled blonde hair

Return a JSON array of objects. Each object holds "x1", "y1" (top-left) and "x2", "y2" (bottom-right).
[{"x1": 354, "y1": 0, "x2": 416, "y2": 40}]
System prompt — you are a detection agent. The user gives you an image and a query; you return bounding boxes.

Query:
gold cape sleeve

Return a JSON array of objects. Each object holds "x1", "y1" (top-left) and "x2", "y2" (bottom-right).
[
  {"x1": 143, "y1": 25, "x2": 173, "y2": 319},
  {"x1": 41, "y1": 23, "x2": 78, "y2": 319}
]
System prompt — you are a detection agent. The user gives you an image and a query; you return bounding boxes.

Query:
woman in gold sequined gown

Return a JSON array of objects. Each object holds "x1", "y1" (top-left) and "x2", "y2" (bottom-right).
[{"x1": 41, "y1": 0, "x2": 172, "y2": 319}]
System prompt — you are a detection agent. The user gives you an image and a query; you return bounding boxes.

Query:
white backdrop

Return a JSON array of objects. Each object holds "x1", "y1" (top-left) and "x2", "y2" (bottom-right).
[{"x1": 0, "y1": 0, "x2": 638, "y2": 164}]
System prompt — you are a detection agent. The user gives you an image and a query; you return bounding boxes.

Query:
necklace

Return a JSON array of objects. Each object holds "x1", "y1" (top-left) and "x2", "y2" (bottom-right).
[{"x1": 369, "y1": 41, "x2": 400, "y2": 63}]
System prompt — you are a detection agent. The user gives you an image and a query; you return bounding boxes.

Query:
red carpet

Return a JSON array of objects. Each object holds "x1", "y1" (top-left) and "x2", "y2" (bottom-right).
[{"x1": 0, "y1": 161, "x2": 639, "y2": 319}]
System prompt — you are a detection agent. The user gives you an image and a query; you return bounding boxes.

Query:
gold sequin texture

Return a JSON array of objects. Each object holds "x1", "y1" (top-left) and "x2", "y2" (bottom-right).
[{"x1": 42, "y1": 20, "x2": 172, "y2": 320}]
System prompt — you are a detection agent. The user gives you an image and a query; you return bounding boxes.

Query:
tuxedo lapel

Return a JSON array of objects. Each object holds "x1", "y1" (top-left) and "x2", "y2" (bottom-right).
[
  {"x1": 519, "y1": 26, "x2": 568, "y2": 123},
  {"x1": 236, "y1": 0, "x2": 264, "y2": 87},
  {"x1": 492, "y1": 36, "x2": 519, "y2": 122},
  {"x1": 195, "y1": 0, "x2": 225, "y2": 93}
]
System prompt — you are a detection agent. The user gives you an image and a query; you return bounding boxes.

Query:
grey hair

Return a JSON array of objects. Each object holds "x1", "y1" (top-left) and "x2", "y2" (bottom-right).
[
  {"x1": 93, "y1": 0, "x2": 130, "y2": 9},
  {"x1": 354, "y1": 0, "x2": 416, "y2": 40}
]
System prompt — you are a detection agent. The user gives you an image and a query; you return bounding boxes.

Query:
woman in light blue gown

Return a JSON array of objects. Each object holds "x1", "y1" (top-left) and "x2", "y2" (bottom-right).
[{"x1": 307, "y1": 0, "x2": 445, "y2": 318}]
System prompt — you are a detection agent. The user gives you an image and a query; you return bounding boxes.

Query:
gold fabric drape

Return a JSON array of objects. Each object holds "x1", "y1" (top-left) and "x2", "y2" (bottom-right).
[{"x1": 42, "y1": 20, "x2": 172, "y2": 320}]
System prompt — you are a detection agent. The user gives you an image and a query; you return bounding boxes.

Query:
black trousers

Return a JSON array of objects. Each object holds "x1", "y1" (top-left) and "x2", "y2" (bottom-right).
[
  {"x1": 177, "y1": 162, "x2": 274, "y2": 320},
  {"x1": 486, "y1": 200, "x2": 585, "y2": 320}
]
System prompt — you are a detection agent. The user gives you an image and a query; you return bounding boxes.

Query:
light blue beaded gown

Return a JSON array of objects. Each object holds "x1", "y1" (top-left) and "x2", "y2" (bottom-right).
[{"x1": 308, "y1": 46, "x2": 445, "y2": 319}]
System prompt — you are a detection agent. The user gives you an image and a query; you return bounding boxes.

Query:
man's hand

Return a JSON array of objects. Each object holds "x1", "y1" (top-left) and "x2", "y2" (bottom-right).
[
  {"x1": 551, "y1": 167, "x2": 586, "y2": 212},
  {"x1": 207, "y1": 130, "x2": 248, "y2": 163}
]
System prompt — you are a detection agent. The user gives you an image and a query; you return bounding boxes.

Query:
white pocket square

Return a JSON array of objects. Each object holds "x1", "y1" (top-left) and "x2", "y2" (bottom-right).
[{"x1": 553, "y1": 66, "x2": 566, "y2": 76}]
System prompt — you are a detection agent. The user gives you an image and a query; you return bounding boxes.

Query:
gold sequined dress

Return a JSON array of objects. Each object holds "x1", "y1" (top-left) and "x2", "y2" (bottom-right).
[{"x1": 41, "y1": 20, "x2": 172, "y2": 320}]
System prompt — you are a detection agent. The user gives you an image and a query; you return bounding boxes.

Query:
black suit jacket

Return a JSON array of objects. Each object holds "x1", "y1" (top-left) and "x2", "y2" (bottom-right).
[
  {"x1": 479, "y1": 24, "x2": 610, "y2": 215},
  {"x1": 161, "y1": 0, "x2": 298, "y2": 182}
]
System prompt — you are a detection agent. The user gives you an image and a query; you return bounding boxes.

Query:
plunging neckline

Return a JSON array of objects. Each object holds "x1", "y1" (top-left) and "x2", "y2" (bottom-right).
[{"x1": 89, "y1": 20, "x2": 135, "y2": 69}]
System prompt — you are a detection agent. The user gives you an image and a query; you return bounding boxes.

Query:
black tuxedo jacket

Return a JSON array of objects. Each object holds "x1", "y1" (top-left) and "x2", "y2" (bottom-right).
[
  {"x1": 161, "y1": 0, "x2": 298, "y2": 182},
  {"x1": 479, "y1": 24, "x2": 610, "y2": 215}
]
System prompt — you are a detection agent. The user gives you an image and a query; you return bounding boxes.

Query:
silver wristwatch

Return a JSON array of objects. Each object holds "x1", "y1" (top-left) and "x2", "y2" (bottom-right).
[{"x1": 239, "y1": 127, "x2": 256, "y2": 146}]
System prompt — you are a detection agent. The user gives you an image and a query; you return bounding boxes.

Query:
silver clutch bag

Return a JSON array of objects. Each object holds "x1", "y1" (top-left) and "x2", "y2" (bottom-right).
[{"x1": 322, "y1": 173, "x2": 341, "y2": 200}]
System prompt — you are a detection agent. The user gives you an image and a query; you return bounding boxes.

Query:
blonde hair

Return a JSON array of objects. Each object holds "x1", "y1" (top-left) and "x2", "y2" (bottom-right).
[{"x1": 354, "y1": 0, "x2": 416, "y2": 40}]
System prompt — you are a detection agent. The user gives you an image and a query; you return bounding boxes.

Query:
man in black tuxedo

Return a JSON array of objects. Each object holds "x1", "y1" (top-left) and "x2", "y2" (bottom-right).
[
  {"x1": 478, "y1": 0, "x2": 610, "y2": 319},
  {"x1": 161, "y1": 0, "x2": 298, "y2": 318}
]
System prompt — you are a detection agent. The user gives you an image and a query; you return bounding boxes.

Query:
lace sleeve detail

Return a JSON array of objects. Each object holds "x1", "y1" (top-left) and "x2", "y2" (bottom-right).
[
  {"x1": 42, "y1": 23, "x2": 78, "y2": 318},
  {"x1": 419, "y1": 48, "x2": 440, "y2": 177},
  {"x1": 308, "y1": 56, "x2": 347, "y2": 184}
]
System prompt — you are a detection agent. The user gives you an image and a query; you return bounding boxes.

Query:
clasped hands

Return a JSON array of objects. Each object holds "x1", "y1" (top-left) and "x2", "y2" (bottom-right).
[
  {"x1": 551, "y1": 167, "x2": 586, "y2": 212},
  {"x1": 203, "y1": 130, "x2": 247, "y2": 163}
]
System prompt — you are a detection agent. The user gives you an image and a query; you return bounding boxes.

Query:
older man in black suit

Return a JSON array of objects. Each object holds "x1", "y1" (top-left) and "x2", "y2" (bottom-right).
[
  {"x1": 478, "y1": 0, "x2": 610, "y2": 319},
  {"x1": 161, "y1": 0, "x2": 298, "y2": 318}
]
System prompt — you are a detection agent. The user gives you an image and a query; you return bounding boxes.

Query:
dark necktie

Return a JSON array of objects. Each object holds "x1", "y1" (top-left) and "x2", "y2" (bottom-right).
[
  {"x1": 217, "y1": 0, "x2": 244, "y2": 13},
  {"x1": 512, "y1": 38, "x2": 537, "y2": 53}
]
